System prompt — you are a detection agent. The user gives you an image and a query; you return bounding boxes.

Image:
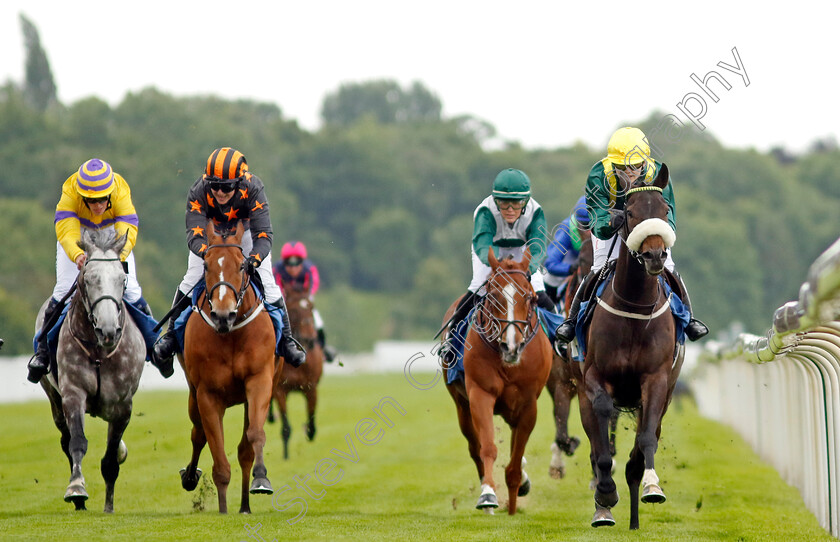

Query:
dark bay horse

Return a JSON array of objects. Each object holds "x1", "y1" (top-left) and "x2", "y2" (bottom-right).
[
  {"x1": 178, "y1": 221, "x2": 278, "y2": 514},
  {"x1": 38, "y1": 230, "x2": 145, "y2": 512},
  {"x1": 546, "y1": 229, "x2": 591, "y2": 478},
  {"x1": 577, "y1": 165, "x2": 685, "y2": 529},
  {"x1": 272, "y1": 285, "x2": 324, "y2": 459},
  {"x1": 442, "y1": 248, "x2": 552, "y2": 514}
]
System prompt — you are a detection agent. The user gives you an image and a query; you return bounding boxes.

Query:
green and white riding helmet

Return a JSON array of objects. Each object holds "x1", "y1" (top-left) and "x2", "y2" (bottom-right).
[{"x1": 492, "y1": 168, "x2": 531, "y2": 211}]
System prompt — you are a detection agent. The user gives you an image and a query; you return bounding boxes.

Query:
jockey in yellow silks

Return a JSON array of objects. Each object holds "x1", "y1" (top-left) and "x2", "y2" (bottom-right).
[
  {"x1": 28, "y1": 159, "x2": 168, "y2": 382},
  {"x1": 554, "y1": 127, "x2": 709, "y2": 344}
]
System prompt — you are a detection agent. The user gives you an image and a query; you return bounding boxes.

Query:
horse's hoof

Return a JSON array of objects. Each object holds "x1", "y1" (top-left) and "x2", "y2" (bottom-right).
[
  {"x1": 641, "y1": 483, "x2": 667, "y2": 504},
  {"x1": 64, "y1": 484, "x2": 88, "y2": 505},
  {"x1": 250, "y1": 477, "x2": 274, "y2": 495},
  {"x1": 180, "y1": 467, "x2": 202, "y2": 491},
  {"x1": 548, "y1": 465, "x2": 565, "y2": 479},
  {"x1": 117, "y1": 440, "x2": 128, "y2": 464},
  {"x1": 476, "y1": 485, "x2": 499, "y2": 510},
  {"x1": 594, "y1": 488, "x2": 619, "y2": 509},
  {"x1": 517, "y1": 476, "x2": 531, "y2": 497},
  {"x1": 591, "y1": 505, "x2": 615, "y2": 527}
]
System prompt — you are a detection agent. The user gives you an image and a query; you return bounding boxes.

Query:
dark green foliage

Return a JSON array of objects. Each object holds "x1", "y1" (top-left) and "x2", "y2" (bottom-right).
[
  {"x1": 19, "y1": 14, "x2": 57, "y2": 112},
  {"x1": 0, "y1": 76, "x2": 837, "y2": 355}
]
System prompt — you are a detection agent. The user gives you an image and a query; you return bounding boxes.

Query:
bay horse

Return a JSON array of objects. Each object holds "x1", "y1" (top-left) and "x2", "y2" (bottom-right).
[
  {"x1": 272, "y1": 284, "x2": 324, "y2": 459},
  {"x1": 546, "y1": 229, "x2": 591, "y2": 479},
  {"x1": 38, "y1": 230, "x2": 145, "y2": 512},
  {"x1": 178, "y1": 220, "x2": 278, "y2": 514},
  {"x1": 441, "y1": 248, "x2": 552, "y2": 514},
  {"x1": 577, "y1": 164, "x2": 685, "y2": 529}
]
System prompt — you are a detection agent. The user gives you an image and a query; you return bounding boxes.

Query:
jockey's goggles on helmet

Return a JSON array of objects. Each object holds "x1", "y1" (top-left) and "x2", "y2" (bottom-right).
[
  {"x1": 284, "y1": 256, "x2": 303, "y2": 267},
  {"x1": 207, "y1": 179, "x2": 239, "y2": 193},
  {"x1": 494, "y1": 198, "x2": 527, "y2": 211},
  {"x1": 83, "y1": 195, "x2": 110, "y2": 205},
  {"x1": 613, "y1": 162, "x2": 646, "y2": 172}
]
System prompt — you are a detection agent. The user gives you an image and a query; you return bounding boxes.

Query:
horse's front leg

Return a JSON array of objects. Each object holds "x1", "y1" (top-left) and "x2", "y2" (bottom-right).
[
  {"x1": 180, "y1": 386, "x2": 206, "y2": 492},
  {"x1": 244, "y1": 372, "x2": 274, "y2": 501},
  {"x1": 505, "y1": 400, "x2": 538, "y2": 515},
  {"x1": 579, "y1": 380, "x2": 617, "y2": 527},
  {"x1": 626, "y1": 371, "x2": 670, "y2": 529},
  {"x1": 305, "y1": 387, "x2": 318, "y2": 441},
  {"x1": 195, "y1": 389, "x2": 230, "y2": 513},
  {"x1": 101, "y1": 409, "x2": 131, "y2": 513},
  {"x1": 60, "y1": 388, "x2": 89, "y2": 510},
  {"x1": 466, "y1": 386, "x2": 499, "y2": 511}
]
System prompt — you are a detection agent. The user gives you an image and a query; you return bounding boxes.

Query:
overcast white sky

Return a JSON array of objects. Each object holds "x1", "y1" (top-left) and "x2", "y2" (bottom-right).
[{"x1": 1, "y1": 1, "x2": 837, "y2": 153}]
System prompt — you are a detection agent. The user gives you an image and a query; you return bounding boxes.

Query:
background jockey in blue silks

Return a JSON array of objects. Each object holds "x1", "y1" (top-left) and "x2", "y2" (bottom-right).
[
  {"x1": 440, "y1": 168, "x2": 556, "y2": 366},
  {"x1": 554, "y1": 126, "x2": 709, "y2": 345},
  {"x1": 543, "y1": 196, "x2": 590, "y2": 309},
  {"x1": 27, "y1": 158, "x2": 165, "y2": 382}
]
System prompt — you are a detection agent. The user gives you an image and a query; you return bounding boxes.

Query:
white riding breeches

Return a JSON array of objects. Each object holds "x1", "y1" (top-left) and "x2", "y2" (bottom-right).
[
  {"x1": 53, "y1": 241, "x2": 142, "y2": 303},
  {"x1": 468, "y1": 246, "x2": 545, "y2": 294}
]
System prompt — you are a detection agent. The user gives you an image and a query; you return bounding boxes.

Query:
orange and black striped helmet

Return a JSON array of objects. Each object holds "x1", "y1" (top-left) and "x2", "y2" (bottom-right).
[{"x1": 204, "y1": 147, "x2": 248, "y2": 184}]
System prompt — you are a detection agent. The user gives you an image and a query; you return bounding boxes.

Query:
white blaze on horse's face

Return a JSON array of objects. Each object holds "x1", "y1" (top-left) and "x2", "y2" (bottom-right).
[
  {"x1": 504, "y1": 283, "x2": 517, "y2": 353},
  {"x1": 216, "y1": 256, "x2": 228, "y2": 301}
]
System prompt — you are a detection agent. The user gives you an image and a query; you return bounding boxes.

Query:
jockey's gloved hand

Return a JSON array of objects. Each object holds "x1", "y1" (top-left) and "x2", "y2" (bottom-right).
[
  {"x1": 243, "y1": 255, "x2": 260, "y2": 277},
  {"x1": 608, "y1": 209, "x2": 625, "y2": 232}
]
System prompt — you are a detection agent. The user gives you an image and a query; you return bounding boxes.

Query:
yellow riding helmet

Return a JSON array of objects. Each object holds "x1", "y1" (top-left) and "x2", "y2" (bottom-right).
[
  {"x1": 75, "y1": 158, "x2": 116, "y2": 199},
  {"x1": 606, "y1": 127, "x2": 651, "y2": 166}
]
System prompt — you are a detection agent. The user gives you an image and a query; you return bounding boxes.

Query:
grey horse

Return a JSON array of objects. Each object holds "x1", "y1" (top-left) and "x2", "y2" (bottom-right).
[{"x1": 36, "y1": 230, "x2": 145, "y2": 512}]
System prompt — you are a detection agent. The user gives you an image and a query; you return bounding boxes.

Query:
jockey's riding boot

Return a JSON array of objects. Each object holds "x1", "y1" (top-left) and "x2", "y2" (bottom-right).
[
  {"x1": 441, "y1": 291, "x2": 479, "y2": 367},
  {"x1": 554, "y1": 272, "x2": 593, "y2": 344},
  {"x1": 27, "y1": 297, "x2": 63, "y2": 383},
  {"x1": 272, "y1": 298, "x2": 307, "y2": 368},
  {"x1": 317, "y1": 328, "x2": 337, "y2": 363},
  {"x1": 674, "y1": 271, "x2": 710, "y2": 341},
  {"x1": 536, "y1": 291, "x2": 556, "y2": 313},
  {"x1": 151, "y1": 289, "x2": 190, "y2": 378}
]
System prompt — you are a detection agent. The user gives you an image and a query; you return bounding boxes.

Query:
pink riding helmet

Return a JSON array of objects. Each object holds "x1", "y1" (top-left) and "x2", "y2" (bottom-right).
[{"x1": 280, "y1": 241, "x2": 308, "y2": 261}]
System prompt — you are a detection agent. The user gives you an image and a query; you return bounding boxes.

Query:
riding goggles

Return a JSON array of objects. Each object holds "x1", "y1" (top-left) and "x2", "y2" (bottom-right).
[
  {"x1": 207, "y1": 180, "x2": 238, "y2": 193},
  {"x1": 494, "y1": 198, "x2": 527, "y2": 211}
]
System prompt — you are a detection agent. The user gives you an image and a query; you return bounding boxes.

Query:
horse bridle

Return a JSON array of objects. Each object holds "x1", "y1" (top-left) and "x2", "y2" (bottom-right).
[
  {"x1": 616, "y1": 185, "x2": 665, "y2": 266},
  {"x1": 475, "y1": 268, "x2": 540, "y2": 352},
  {"x1": 200, "y1": 243, "x2": 263, "y2": 329},
  {"x1": 73, "y1": 256, "x2": 127, "y2": 355},
  {"x1": 203, "y1": 243, "x2": 251, "y2": 314}
]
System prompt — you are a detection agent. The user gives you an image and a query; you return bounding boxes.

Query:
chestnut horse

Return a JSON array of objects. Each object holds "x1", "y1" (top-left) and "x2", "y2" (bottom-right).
[
  {"x1": 577, "y1": 165, "x2": 685, "y2": 529},
  {"x1": 441, "y1": 248, "x2": 552, "y2": 514},
  {"x1": 178, "y1": 221, "x2": 279, "y2": 514},
  {"x1": 272, "y1": 285, "x2": 324, "y2": 459}
]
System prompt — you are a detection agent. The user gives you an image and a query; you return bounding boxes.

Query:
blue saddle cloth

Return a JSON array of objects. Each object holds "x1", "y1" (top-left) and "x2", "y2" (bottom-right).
[
  {"x1": 34, "y1": 299, "x2": 160, "y2": 362},
  {"x1": 173, "y1": 279, "x2": 284, "y2": 356},
  {"x1": 444, "y1": 306, "x2": 564, "y2": 385},
  {"x1": 572, "y1": 274, "x2": 691, "y2": 362}
]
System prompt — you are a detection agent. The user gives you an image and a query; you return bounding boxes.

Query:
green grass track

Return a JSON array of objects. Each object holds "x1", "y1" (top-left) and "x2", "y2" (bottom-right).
[{"x1": 0, "y1": 371, "x2": 831, "y2": 541}]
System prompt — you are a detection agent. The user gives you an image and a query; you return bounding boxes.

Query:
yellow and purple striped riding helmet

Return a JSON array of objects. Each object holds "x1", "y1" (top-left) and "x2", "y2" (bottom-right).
[{"x1": 75, "y1": 159, "x2": 116, "y2": 199}]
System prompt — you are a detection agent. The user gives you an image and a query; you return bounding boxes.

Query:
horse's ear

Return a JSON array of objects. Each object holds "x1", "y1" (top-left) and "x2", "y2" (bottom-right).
[
  {"x1": 113, "y1": 231, "x2": 128, "y2": 256},
  {"x1": 235, "y1": 220, "x2": 245, "y2": 241},
  {"x1": 488, "y1": 246, "x2": 498, "y2": 268},
  {"x1": 653, "y1": 163, "x2": 669, "y2": 190},
  {"x1": 521, "y1": 247, "x2": 532, "y2": 270},
  {"x1": 77, "y1": 229, "x2": 92, "y2": 254},
  {"x1": 207, "y1": 219, "x2": 217, "y2": 241}
]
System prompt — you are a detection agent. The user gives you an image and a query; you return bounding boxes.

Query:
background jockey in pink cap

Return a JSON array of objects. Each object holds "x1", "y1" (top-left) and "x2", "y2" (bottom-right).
[{"x1": 273, "y1": 241, "x2": 338, "y2": 362}]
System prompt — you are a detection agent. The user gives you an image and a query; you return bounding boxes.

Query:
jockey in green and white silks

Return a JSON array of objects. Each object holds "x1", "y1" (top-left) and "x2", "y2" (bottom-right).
[
  {"x1": 441, "y1": 168, "x2": 556, "y2": 365},
  {"x1": 554, "y1": 127, "x2": 709, "y2": 344}
]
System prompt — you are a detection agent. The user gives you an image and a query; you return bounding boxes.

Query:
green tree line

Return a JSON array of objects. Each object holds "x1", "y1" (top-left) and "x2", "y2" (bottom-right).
[{"x1": 1, "y1": 19, "x2": 838, "y2": 354}]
